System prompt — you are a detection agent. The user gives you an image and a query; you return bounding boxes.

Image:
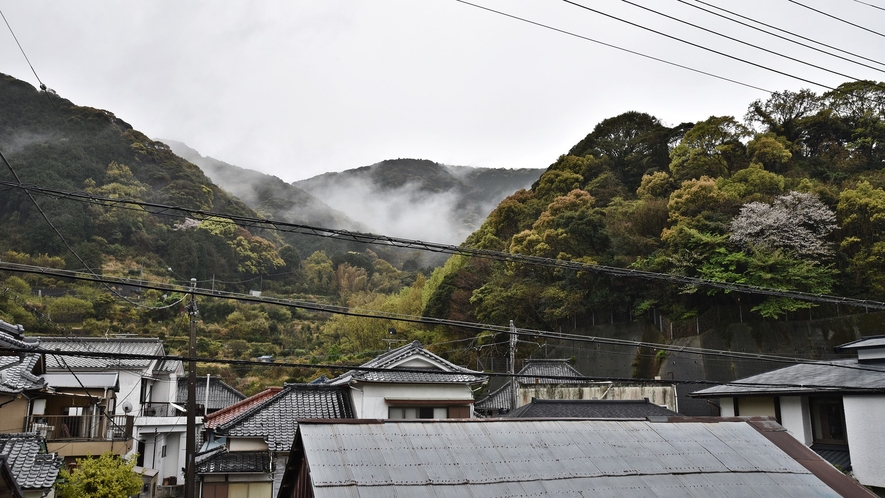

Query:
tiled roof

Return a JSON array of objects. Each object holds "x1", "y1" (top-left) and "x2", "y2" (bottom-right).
[
  {"x1": 516, "y1": 359, "x2": 585, "y2": 384},
  {"x1": 36, "y1": 337, "x2": 166, "y2": 371},
  {"x1": 204, "y1": 387, "x2": 283, "y2": 430},
  {"x1": 692, "y1": 358, "x2": 885, "y2": 397},
  {"x1": 216, "y1": 384, "x2": 355, "y2": 452},
  {"x1": 0, "y1": 355, "x2": 45, "y2": 393},
  {"x1": 0, "y1": 434, "x2": 62, "y2": 490},
  {"x1": 0, "y1": 322, "x2": 38, "y2": 350},
  {"x1": 290, "y1": 418, "x2": 874, "y2": 497},
  {"x1": 503, "y1": 399, "x2": 679, "y2": 418},
  {"x1": 331, "y1": 340, "x2": 487, "y2": 385},
  {"x1": 195, "y1": 449, "x2": 270, "y2": 474},
  {"x1": 177, "y1": 376, "x2": 246, "y2": 412}
]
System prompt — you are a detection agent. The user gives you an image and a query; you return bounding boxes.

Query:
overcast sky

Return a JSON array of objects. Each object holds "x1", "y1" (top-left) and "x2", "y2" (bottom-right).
[{"x1": 2, "y1": 1, "x2": 883, "y2": 182}]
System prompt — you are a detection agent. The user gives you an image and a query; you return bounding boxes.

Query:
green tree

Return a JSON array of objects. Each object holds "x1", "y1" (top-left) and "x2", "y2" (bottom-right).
[
  {"x1": 56, "y1": 452, "x2": 142, "y2": 498},
  {"x1": 669, "y1": 116, "x2": 750, "y2": 182}
]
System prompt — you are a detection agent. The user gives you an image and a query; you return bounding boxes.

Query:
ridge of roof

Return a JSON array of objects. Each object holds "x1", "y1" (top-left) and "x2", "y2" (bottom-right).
[{"x1": 331, "y1": 340, "x2": 487, "y2": 385}]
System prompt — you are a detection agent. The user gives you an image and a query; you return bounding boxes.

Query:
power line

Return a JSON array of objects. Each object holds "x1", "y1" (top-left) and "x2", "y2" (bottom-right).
[
  {"x1": 679, "y1": 0, "x2": 885, "y2": 74},
  {"x1": 788, "y1": 0, "x2": 885, "y2": 39},
  {"x1": 693, "y1": 0, "x2": 885, "y2": 70},
  {"x1": 4, "y1": 180, "x2": 882, "y2": 311},
  {"x1": 454, "y1": 0, "x2": 772, "y2": 93},
  {"x1": 0, "y1": 9, "x2": 45, "y2": 91},
  {"x1": 561, "y1": 0, "x2": 835, "y2": 91},
  {"x1": 620, "y1": 0, "x2": 878, "y2": 84},
  {"x1": 854, "y1": 0, "x2": 885, "y2": 12},
  {"x1": 3, "y1": 260, "x2": 883, "y2": 377},
  {"x1": 4, "y1": 345, "x2": 883, "y2": 393}
]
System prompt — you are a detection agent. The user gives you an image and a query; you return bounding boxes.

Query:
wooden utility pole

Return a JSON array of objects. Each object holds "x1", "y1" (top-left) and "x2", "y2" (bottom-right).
[
  {"x1": 509, "y1": 320, "x2": 517, "y2": 412},
  {"x1": 185, "y1": 278, "x2": 198, "y2": 498}
]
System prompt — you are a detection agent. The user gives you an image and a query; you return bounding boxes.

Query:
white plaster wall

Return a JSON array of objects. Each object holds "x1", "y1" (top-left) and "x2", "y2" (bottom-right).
[
  {"x1": 778, "y1": 396, "x2": 812, "y2": 445},
  {"x1": 355, "y1": 383, "x2": 474, "y2": 419},
  {"x1": 719, "y1": 397, "x2": 735, "y2": 416},
  {"x1": 117, "y1": 371, "x2": 144, "y2": 415},
  {"x1": 844, "y1": 395, "x2": 885, "y2": 489},
  {"x1": 229, "y1": 437, "x2": 270, "y2": 452}
]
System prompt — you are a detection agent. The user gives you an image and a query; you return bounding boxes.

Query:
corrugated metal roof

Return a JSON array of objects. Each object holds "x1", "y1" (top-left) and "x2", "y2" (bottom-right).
[{"x1": 295, "y1": 419, "x2": 850, "y2": 497}]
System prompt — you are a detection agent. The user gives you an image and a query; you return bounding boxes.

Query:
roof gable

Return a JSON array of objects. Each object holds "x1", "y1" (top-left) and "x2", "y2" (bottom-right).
[{"x1": 331, "y1": 340, "x2": 487, "y2": 385}]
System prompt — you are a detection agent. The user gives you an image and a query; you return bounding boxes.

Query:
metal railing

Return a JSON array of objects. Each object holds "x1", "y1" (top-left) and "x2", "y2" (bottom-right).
[{"x1": 25, "y1": 414, "x2": 132, "y2": 440}]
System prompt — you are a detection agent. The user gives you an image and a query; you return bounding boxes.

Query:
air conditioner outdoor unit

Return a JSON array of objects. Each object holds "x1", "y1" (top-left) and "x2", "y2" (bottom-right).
[{"x1": 33, "y1": 423, "x2": 53, "y2": 438}]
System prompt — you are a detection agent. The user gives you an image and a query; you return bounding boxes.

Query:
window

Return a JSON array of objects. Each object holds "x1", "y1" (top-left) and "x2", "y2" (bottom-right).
[
  {"x1": 810, "y1": 397, "x2": 847, "y2": 445},
  {"x1": 388, "y1": 407, "x2": 449, "y2": 419}
]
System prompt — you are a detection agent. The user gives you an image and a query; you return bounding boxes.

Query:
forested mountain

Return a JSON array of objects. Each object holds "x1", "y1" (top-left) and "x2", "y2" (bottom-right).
[
  {"x1": 422, "y1": 83, "x2": 885, "y2": 340},
  {"x1": 293, "y1": 159, "x2": 543, "y2": 244},
  {"x1": 4, "y1": 69, "x2": 885, "y2": 392}
]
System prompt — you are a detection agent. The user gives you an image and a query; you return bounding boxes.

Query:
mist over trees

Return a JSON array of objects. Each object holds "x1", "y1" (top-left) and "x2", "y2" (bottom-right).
[{"x1": 3, "y1": 71, "x2": 885, "y2": 389}]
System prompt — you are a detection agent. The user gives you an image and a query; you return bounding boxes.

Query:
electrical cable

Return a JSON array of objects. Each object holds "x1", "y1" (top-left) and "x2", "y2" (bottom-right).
[
  {"x1": 679, "y1": 0, "x2": 885, "y2": 74},
  {"x1": 3, "y1": 181, "x2": 881, "y2": 312},
  {"x1": 454, "y1": 0, "x2": 772, "y2": 93},
  {"x1": 3, "y1": 260, "x2": 883, "y2": 377},
  {"x1": 788, "y1": 0, "x2": 885, "y2": 39},
  {"x1": 693, "y1": 0, "x2": 885, "y2": 69},
  {"x1": 3, "y1": 345, "x2": 883, "y2": 393},
  {"x1": 561, "y1": 0, "x2": 835, "y2": 91},
  {"x1": 854, "y1": 0, "x2": 885, "y2": 12},
  {"x1": 0, "y1": 9, "x2": 44, "y2": 91},
  {"x1": 621, "y1": 0, "x2": 878, "y2": 84}
]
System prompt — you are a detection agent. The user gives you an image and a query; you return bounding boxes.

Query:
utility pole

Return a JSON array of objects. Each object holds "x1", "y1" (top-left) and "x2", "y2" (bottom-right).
[
  {"x1": 509, "y1": 320, "x2": 517, "y2": 412},
  {"x1": 185, "y1": 278, "x2": 198, "y2": 498}
]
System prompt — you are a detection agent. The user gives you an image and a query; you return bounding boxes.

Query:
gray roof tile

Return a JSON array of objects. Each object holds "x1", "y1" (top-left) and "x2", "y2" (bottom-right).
[
  {"x1": 217, "y1": 384, "x2": 355, "y2": 452},
  {"x1": 0, "y1": 355, "x2": 45, "y2": 393},
  {"x1": 36, "y1": 337, "x2": 167, "y2": 370},
  {"x1": 0, "y1": 434, "x2": 62, "y2": 490},
  {"x1": 692, "y1": 359, "x2": 885, "y2": 397}
]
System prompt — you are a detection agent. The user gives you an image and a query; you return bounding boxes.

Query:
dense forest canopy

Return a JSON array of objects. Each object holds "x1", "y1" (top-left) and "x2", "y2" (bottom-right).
[{"x1": 3, "y1": 73, "x2": 885, "y2": 391}]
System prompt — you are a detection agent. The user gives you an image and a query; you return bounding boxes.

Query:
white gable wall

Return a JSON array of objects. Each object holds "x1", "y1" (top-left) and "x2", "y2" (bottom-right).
[
  {"x1": 844, "y1": 395, "x2": 885, "y2": 489},
  {"x1": 353, "y1": 383, "x2": 474, "y2": 419}
]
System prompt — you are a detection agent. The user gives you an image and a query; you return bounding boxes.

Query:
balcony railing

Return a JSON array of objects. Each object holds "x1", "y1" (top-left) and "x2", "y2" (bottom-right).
[{"x1": 25, "y1": 414, "x2": 133, "y2": 441}]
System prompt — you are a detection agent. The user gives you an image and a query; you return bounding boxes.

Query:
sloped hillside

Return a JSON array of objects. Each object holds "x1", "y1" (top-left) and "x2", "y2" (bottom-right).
[
  {"x1": 294, "y1": 158, "x2": 543, "y2": 244},
  {"x1": 422, "y1": 82, "x2": 885, "y2": 337}
]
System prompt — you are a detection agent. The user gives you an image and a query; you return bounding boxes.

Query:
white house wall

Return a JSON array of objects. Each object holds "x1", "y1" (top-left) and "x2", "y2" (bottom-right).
[
  {"x1": 843, "y1": 395, "x2": 885, "y2": 489},
  {"x1": 778, "y1": 396, "x2": 811, "y2": 446},
  {"x1": 719, "y1": 398, "x2": 735, "y2": 417},
  {"x1": 354, "y1": 383, "x2": 474, "y2": 419}
]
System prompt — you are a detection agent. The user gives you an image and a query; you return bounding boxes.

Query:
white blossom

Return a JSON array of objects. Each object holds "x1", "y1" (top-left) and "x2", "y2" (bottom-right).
[{"x1": 729, "y1": 191, "x2": 836, "y2": 257}]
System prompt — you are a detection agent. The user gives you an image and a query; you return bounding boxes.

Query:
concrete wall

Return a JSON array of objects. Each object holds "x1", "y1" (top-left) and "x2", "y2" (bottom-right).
[
  {"x1": 844, "y1": 395, "x2": 885, "y2": 489},
  {"x1": 519, "y1": 384, "x2": 678, "y2": 412}
]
